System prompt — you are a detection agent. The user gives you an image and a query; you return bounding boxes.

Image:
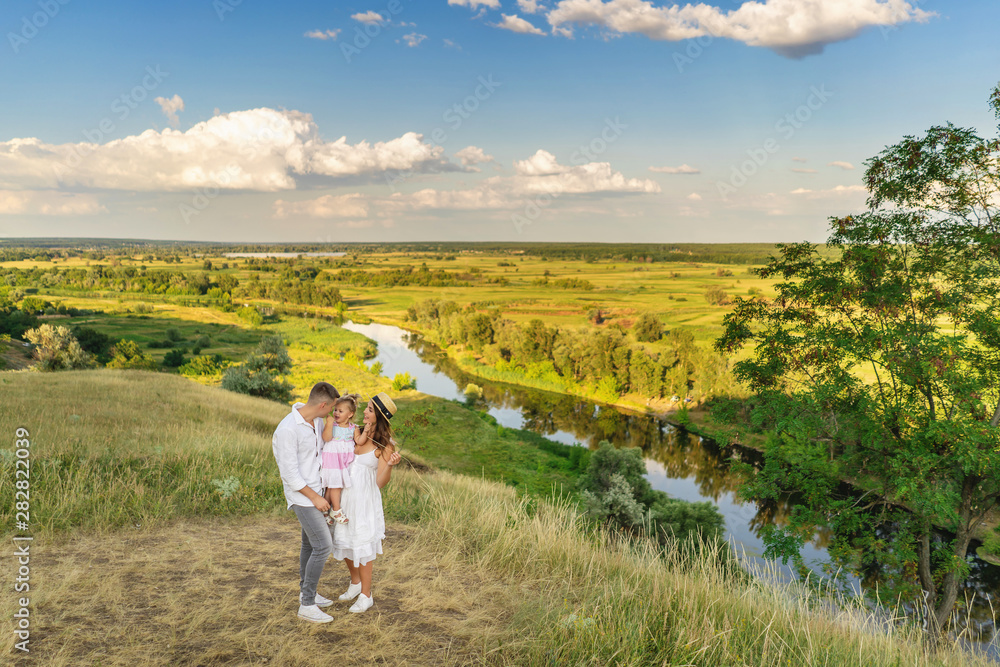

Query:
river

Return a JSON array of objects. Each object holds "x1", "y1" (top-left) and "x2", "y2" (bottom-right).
[{"x1": 342, "y1": 319, "x2": 1000, "y2": 652}]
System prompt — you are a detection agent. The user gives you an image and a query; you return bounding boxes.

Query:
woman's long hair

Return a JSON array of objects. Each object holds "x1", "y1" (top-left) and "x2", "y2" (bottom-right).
[{"x1": 369, "y1": 406, "x2": 395, "y2": 460}]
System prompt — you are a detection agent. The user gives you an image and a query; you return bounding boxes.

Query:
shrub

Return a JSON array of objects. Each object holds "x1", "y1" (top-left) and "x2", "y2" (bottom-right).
[
  {"x1": 107, "y1": 339, "x2": 159, "y2": 371},
  {"x1": 633, "y1": 313, "x2": 664, "y2": 343},
  {"x1": 71, "y1": 326, "x2": 114, "y2": 365},
  {"x1": 166, "y1": 328, "x2": 183, "y2": 342},
  {"x1": 162, "y1": 349, "x2": 186, "y2": 368},
  {"x1": 579, "y1": 442, "x2": 724, "y2": 547},
  {"x1": 221, "y1": 365, "x2": 293, "y2": 403},
  {"x1": 704, "y1": 286, "x2": 729, "y2": 306},
  {"x1": 24, "y1": 324, "x2": 95, "y2": 372},
  {"x1": 391, "y1": 372, "x2": 417, "y2": 391},
  {"x1": 220, "y1": 336, "x2": 294, "y2": 403},
  {"x1": 179, "y1": 354, "x2": 229, "y2": 377}
]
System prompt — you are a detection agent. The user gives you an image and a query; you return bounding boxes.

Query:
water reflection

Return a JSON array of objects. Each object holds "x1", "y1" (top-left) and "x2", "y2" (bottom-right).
[{"x1": 342, "y1": 320, "x2": 999, "y2": 649}]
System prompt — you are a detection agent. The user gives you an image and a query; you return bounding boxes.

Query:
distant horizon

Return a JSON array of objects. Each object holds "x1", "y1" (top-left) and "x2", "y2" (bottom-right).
[{"x1": 0, "y1": 237, "x2": 814, "y2": 246}]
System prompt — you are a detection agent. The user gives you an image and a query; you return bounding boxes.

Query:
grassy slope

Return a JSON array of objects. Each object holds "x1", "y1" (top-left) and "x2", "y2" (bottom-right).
[{"x1": 0, "y1": 369, "x2": 991, "y2": 666}]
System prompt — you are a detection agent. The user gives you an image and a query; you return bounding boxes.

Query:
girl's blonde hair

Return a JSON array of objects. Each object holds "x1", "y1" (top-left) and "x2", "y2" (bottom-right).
[{"x1": 335, "y1": 393, "x2": 361, "y2": 415}]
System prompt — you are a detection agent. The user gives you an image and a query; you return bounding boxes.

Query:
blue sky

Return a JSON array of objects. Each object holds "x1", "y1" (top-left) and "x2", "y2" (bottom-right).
[{"x1": 0, "y1": 0, "x2": 997, "y2": 243}]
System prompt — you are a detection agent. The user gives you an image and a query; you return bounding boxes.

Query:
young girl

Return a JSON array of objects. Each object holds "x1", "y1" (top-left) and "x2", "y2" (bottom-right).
[
  {"x1": 331, "y1": 392, "x2": 402, "y2": 613},
  {"x1": 320, "y1": 393, "x2": 372, "y2": 525}
]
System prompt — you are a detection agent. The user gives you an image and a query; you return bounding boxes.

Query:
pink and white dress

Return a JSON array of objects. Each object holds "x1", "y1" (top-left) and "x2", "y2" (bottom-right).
[{"x1": 320, "y1": 423, "x2": 355, "y2": 489}]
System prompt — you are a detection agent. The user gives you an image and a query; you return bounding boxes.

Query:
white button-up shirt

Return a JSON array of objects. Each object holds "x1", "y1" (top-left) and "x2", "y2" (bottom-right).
[{"x1": 272, "y1": 402, "x2": 325, "y2": 509}]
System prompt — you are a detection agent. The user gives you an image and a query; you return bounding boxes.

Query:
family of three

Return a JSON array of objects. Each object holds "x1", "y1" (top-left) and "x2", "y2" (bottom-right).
[{"x1": 271, "y1": 381, "x2": 402, "y2": 623}]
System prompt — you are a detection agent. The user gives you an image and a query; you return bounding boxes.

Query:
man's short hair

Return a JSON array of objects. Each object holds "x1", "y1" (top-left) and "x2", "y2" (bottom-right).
[{"x1": 308, "y1": 382, "x2": 340, "y2": 404}]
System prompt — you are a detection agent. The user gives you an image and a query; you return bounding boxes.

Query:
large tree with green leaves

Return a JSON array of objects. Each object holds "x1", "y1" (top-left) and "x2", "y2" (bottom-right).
[{"x1": 717, "y1": 84, "x2": 1000, "y2": 640}]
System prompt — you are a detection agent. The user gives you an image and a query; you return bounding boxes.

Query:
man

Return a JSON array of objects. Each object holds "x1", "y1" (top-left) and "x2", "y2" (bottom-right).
[{"x1": 272, "y1": 381, "x2": 340, "y2": 623}]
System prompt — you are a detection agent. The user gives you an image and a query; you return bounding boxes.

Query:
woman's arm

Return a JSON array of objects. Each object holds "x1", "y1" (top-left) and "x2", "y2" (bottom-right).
[{"x1": 376, "y1": 441, "x2": 401, "y2": 489}]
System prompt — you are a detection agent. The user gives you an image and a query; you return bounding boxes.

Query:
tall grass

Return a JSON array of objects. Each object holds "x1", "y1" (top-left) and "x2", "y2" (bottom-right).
[
  {"x1": 3, "y1": 369, "x2": 993, "y2": 665},
  {"x1": 0, "y1": 369, "x2": 290, "y2": 535},
  {"x1": 385, "y1": 470, "x2": 994, "y2": 666}
]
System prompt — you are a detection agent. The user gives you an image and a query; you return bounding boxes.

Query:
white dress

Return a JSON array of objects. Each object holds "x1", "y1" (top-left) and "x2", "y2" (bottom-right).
[{"x1": 330, "y1": 449, "x2": 385, "y2": 567}]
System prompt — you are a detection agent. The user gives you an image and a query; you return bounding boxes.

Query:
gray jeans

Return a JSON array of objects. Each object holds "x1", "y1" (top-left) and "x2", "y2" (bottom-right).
[{"x1": 291, "y1": 504, "x2": 333, "y2": 606}]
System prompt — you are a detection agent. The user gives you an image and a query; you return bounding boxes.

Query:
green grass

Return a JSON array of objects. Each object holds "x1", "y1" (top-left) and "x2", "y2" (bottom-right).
[
  {"x1": 0, "y1": 367, "x2": 991, "y2": 665},
  {"x1": 0, "y1": 369, "x2": 586, "y2": 536}
]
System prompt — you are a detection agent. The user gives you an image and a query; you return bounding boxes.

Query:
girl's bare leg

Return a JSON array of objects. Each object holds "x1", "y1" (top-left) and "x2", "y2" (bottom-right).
[{"x1": 330, "y1": 487, "x2": 342, "y2": 512}]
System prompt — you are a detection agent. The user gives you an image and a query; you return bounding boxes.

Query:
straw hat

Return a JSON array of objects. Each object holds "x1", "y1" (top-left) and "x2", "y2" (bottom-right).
[{"x1": 372, "y1": 392, "x2": 397, "y2": 421}]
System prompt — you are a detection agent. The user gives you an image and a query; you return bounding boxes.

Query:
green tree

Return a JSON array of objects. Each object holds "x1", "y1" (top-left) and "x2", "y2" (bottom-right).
[
  {"x1": 71, "y1": 326, "x2": 114, "y2": 365},
  {"x1": 716, "y1": 84, "x2": 1000, "y2": 641},
  {"x1": 633, "y1": 312, "x2": 664, "y2": 342},
  {"x1": 221, "y1": 336, "x2": 293, "y2": 403},
  {"x1": 579, "y1": 442, "x2": 724, "y2": 545},
  {"x1": 24, "y1": 324, "x2": 95, "y2": 371},
  {"x1": 162, "y1": 349, "x2": 186, "y2": 368},
  {"x1": 107, "y1": 339, "x2": 159, "y2": 371}
]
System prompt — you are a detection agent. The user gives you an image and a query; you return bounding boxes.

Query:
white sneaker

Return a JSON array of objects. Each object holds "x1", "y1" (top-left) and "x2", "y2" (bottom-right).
[
  {"x1": 300, "y1": 592, "x2": 334, "y2": 608},
  {"x1": 297, "y1": 604, "x2": 334, "y2": 624},
  {"x1": 349, "y1": 593, "x2": 373, "y2": 613},
  {"x1": 338, "y1": 581, "x2": 363, "y2": 601}
]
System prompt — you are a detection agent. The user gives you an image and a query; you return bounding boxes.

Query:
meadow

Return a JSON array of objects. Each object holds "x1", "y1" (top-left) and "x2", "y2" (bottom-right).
[
  {"x1": 4, "y1": 245, "x2": 783, "y2": 412},
  {"x1": 1, "y1": 368, "x2": 992, "y2": 666}
]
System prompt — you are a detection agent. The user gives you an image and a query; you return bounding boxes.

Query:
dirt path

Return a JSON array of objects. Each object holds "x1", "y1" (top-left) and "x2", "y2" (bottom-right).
[{"x1": 10, "y1": 514, "x2": 512, "y2": 666}]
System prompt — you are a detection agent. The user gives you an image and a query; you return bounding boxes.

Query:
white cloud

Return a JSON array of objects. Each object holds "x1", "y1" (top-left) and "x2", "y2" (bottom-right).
[
  {"x1": 454, "y1": 146, "x2": 496, "y2": 170},
  {"x1": 279, "y1": 150, "x2": 659, "y2": 218},
  {"x1": 791, "y1": 168, "x2": 818, "y2": 173},
  {"x1": 494, "y1": 14, "x2": 547, "y2": 34},
  {"x1": 792, "y1": 156, "x2": 807, "y2": 162},
  {"x1": 351, "y1": 11, "x2": 386, "y2": 24},
  {"x1": 545, "y1": 0, "x2": 934, "y2": 58},
  {"x1": 273, "y1": 193, "x2": 371, "y2": 219},
  {"x1": 305, "y1": 29, "x2": 341, "y2": 40},
  {"x1": 514, "y1": 149, "x2": 571, "y2": 176},
  {"x1": 518, "y1": 0, "x2": 544, "y2": 13},
  {"x1": 0, "y1": 108, "x2": 462, "y2": 192},
  {"x1": 402, "y1": 32, "x2": 428, "y2": 47},
  {"x1": 686, "y1": 192, "x2": 702, "y2": 200},
  {"x1": 154, "y1": 94, "x2": 185, "y2": 129},
  {"x1": 448, "y1": 0, "x2": 501, "y2": 8},
  {"x1": 649, "y1": 163, "x2": 699, "y2": 174},
  {"x1": 0, "y1": 190, "x2": 105, "y2": 216},
  {"x1": 443, "y1": 38, "x2": 462, "y2": 49},
  {"x1": 790, "y1": 184, "x2": 867, "y2": 198},
  {"x1": 828, "y1": 160, "x2": 855, "y2": 170}
]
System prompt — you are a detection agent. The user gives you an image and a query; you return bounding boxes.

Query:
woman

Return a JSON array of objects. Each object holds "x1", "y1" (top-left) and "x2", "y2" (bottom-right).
[{"x1": 330, "y1": 392, "x2": 402, "y2": 613}]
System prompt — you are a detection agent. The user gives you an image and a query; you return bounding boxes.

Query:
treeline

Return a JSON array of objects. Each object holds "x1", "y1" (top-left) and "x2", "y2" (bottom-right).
[
  {"x1": 324, "y1": 265, "x2": 506, "y2": 288},
  {"x1": 235, "y1": 275, "x2": 342, "y2": 307},
  {"x1": 1, "y1": 264, "x2": 341, "y2": 310},
  {"x1": 406, "y1": 299, "x2": 734, "y2": 402}
]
